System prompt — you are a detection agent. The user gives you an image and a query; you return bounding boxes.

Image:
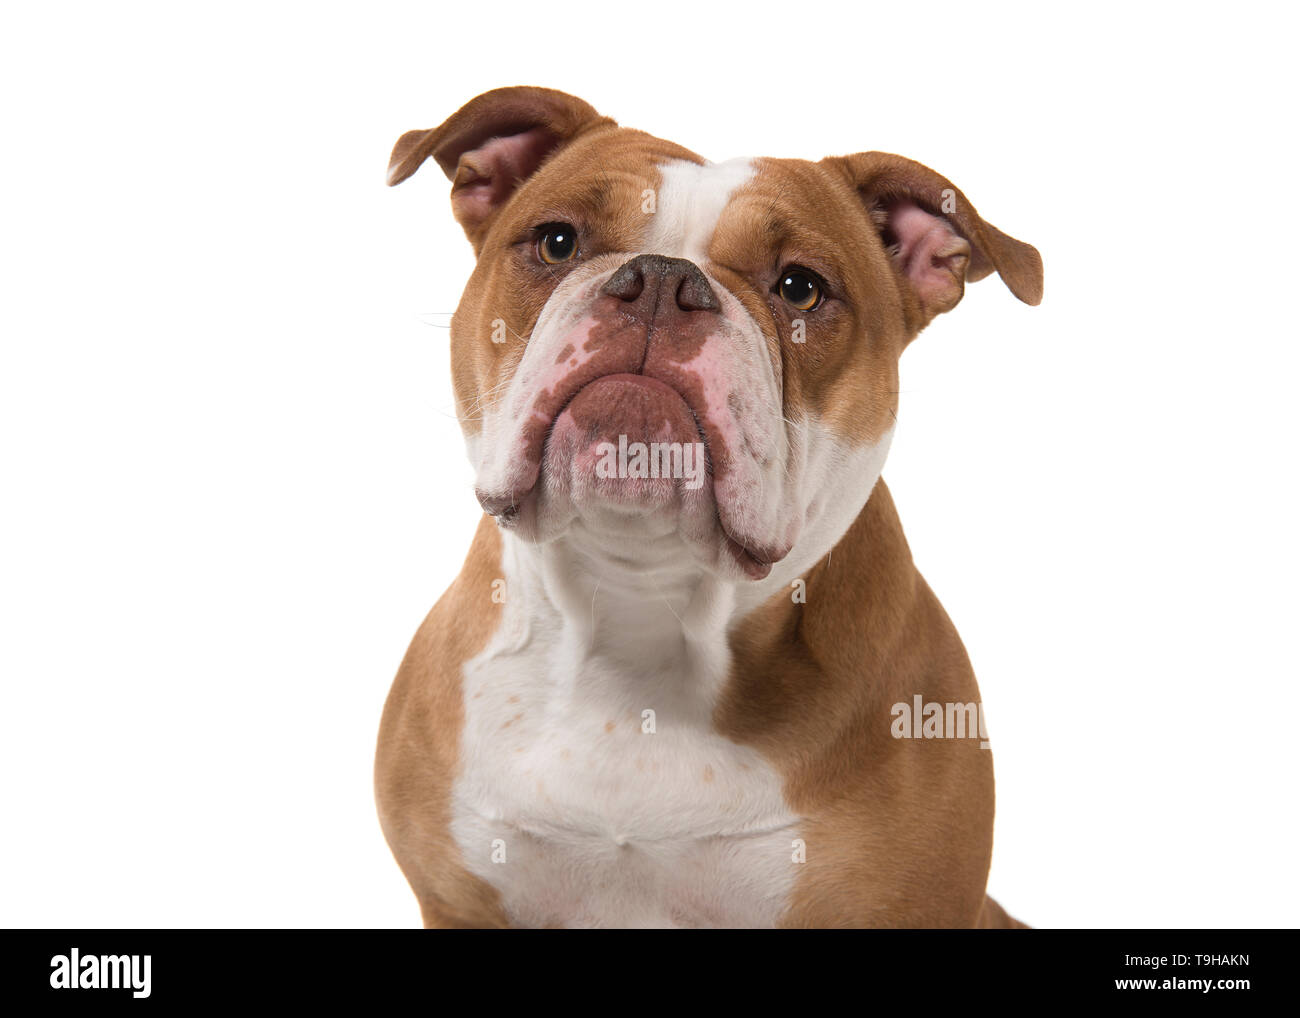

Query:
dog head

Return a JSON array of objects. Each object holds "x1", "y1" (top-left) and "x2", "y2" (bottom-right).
[{"x1": 389, "y1": 87, "x2": 1041, "y2": 582}]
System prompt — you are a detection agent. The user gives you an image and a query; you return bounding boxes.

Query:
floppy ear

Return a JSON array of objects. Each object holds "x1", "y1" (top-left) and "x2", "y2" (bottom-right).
[
  {"x1": 387, "y1": 86, "x2": 615, "y2": 250},
  {"x1": 823, "y1": 151, "x2": 1042, "y2": 330}
]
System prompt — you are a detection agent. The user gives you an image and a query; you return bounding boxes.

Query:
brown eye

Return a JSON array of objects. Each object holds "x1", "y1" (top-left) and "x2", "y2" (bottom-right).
[
  {"x1": 778, "y1": 267, "x2": 822, "y2": 311},
  {"x1": 538, "y1": 223, "x2": 579, "y2": 264}
]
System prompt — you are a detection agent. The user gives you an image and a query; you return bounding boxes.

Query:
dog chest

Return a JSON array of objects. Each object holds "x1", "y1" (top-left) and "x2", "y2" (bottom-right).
[{"x1": 448, "y1": 626, "x2": 801, "y2": 928}]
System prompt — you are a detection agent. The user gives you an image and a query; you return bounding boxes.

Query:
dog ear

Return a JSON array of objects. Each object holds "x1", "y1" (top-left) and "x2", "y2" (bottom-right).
[
  {"x1": 387, "y1": 86, "x2": 615, "y2": 248},
  {"x1": 823, "y1": 151, "x2": 1042, "y2": 330}
]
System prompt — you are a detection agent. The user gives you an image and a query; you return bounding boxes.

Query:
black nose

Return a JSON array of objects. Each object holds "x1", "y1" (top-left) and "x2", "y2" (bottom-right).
[{"x1": 600, "y1": 254, "x2": 720, "y2": 313}]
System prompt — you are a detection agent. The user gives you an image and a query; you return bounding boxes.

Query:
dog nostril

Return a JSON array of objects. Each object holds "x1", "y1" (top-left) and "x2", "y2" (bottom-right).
[
  {"x1": 676, "y1": 273, "x2": 719, "y2": 312},
  {"x1": 601, "y1": 263, "x2": 645, "y2": 302}
]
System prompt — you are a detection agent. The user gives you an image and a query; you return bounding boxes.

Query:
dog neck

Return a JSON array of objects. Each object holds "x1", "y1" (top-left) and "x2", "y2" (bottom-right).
[
  {"x1": 500, "y1": 517, "x2": 738, "y2": 700},
  {"x1": 487, "y1": 423, "x2": 897, "y2": 710}
]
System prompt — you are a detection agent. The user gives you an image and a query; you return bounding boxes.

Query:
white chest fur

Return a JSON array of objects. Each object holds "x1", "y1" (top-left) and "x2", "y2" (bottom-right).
[{"x1": 449, "y1": 529, "x2": 801, "y2": 928}]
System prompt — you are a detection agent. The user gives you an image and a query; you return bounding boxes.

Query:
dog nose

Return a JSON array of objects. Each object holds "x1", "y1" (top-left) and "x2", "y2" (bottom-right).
[{"x1": 600, "y1": 254, "x2": 720, "y2": 313}]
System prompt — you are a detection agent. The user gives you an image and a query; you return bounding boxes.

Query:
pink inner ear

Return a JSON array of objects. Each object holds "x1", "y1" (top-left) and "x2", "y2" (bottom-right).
[
  {"x1": 884, "y1": 200, "x2": 972, "y2": 314},
  {"x1": 451, "y1": 127, "x2": 560, "y2": 233}
]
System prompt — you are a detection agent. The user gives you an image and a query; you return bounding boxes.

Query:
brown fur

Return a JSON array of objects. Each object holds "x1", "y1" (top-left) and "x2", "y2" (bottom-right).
[
  {"x1": 721, "y1": 481, "x2": 1004, "y2": 927},
  {"x1": 374, "y1": 517, "x2": 510, "y2": 928}
]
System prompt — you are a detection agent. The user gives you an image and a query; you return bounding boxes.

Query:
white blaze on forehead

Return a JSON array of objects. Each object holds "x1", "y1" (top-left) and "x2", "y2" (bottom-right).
[{"x1": 645, "y1": 157, "x2": 756, "y2": 263}]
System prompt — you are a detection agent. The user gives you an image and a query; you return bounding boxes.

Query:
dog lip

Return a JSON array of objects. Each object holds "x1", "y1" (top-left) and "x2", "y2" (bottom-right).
[
  {"x1": 722, "y1": 531, "x2": 789, "y2": 581},
  {"x1": 475, "y1": 371, "x2": 704, "y2": 525},
  {"x1": 586, "y1": 371, "x2": 685, "y2": 399},
  {"x1": 475, "y1": 490, "x2": 522, "y2": 521},
  {"x1": 725, "y1": 535, "x2": 772, "y2": 580},
  {"x1": 478, "y1": 371, "x2": 784, "y2": 580},
  {"x1": 543, "y1": 370, "x2": 713, "y2": 471}
]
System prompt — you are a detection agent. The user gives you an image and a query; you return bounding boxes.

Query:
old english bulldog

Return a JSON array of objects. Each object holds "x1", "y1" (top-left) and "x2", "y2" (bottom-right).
[{"x1": 376, "y1": 87, "x2": 1043, "y2": 928}]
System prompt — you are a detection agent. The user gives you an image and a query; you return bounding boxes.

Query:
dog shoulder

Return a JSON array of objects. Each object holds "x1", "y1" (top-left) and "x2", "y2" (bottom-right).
[{"x1": 375, "y1": 516, "x2": 511, "y2": 927}]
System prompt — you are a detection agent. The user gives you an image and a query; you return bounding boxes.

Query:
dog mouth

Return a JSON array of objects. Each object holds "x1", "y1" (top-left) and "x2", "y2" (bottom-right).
[
  {"x1": 479, "y1": 371, "x2": 709, "y2": 508},
  {"x1": 547, "y1": 372, "x2": 713, "y2": 471},
  {"x1": 475, "y1": 371, "x2": 779, "y2": 579}
]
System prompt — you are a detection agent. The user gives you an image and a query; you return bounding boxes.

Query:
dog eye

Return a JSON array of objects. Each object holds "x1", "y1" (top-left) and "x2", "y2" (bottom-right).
[
  {"x1": 777, "y1": 267, "x2": 822, "y2": 311},
  {"x1": 537, "y1": 223, "x2": 579, "y2": 264}
]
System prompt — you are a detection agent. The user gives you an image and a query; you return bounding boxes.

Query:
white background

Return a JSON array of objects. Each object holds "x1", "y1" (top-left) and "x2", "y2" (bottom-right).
[{"x1": 2, "y1": 1, "x2": 1296, "y2": 928}]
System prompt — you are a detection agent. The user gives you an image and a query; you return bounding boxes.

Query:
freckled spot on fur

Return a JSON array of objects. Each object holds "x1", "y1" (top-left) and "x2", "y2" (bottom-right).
[
  {"x1": 472, "y1": 691, "x2": 482, "y2": 699},
  {"x1": 513, "y1": 712, "x2": 523, "y2": 722},
  {"x1": 604, "y1": 720, "x2": 615, "y2": 733},
  {"x1": 555, "y1": 343, "x2": 574, "y2": 364},
  {"x1": 703, "y1": 765, "x2": 715, "y2": 783},
  {"x1": 508, "y1": 695, "x2": 520, "y2": 704},
  {"x1": 559, "y1": 748, "x2": 571, "y2": 760},
  {"x1": 502, "y1": 719, "x2": 513, "y2": 728}
]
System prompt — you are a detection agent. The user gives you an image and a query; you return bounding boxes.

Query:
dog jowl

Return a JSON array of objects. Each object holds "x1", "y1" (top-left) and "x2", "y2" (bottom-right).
[{"x1": 376, "y1": 87, "x2": 1042, "y2": 929}]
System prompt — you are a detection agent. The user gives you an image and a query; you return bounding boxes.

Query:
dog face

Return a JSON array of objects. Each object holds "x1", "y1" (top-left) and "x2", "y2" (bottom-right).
[{"x1": 389, "y1": 87, "x2": 1041, "y2": 582}]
